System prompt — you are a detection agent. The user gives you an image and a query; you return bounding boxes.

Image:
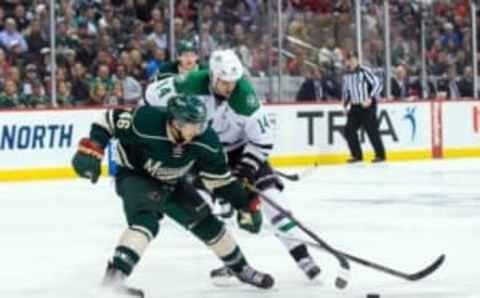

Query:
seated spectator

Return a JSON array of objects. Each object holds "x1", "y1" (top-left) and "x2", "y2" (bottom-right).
[
  {"x1": 436, "y1": 66, "x2": 460, "y2": 99},
  {"x1": 9, "y1": 40, "x2": 27, "y2": 68},
  {"x1": 0, "y1": 18, "x2": 28, "y2": 52},
  {"x1": 457, "y1": 66, "x2": 475, "y2": 98},
  {"x1": 145, "y1": 47, "x2": 167, "y2": 79},
  {"x1": 175, "y1": 0, "x2": 196, "y2": 22},
  {"x1": 296, "y1": 67, "x2": 340, "y2": 101},
  {"x1": 90, "y1": 82, "x2": 109, "y2": 105},
  {"x1": 430, "y1": 51, "x2": 449, "y2": 76},
  {"x1": 390, "y1": 65, "x2": 409, "y2": 100},
  {"x1": 13, "y1": 4, "x2": 30, "y2": 33},
  {"x1": 211, "y1": 21, "x2": 231, "y2": 48},
  {"x1": 7, "y1": 66, "x2": 21, "y2": 85},
  {"x1": 406, "y1": 75, "x2": 437, "y2": 100},
  {"x1": 287, "y1": 48, "x2": 308, "y2": 76},
  {"x1": 114, "y1": 64, "x2": 142, "y2": 104},
  {"x1": 147, "y1": 21, "x2": 167, "y2": 50},
  {"x1": 24, "y1": 19, "x2": 48, "y2": 65},
  {"x1": 20, "y1": 64, "x2": 38, "y2": 96},
  {"x1": 89, "y1": 64, "x2": 114, "y2": 100},
  {"x1": 71, "y1": 62, "x2": 91, "y2": 106},
  {"x1": 57, "y1": 80, "x2": 73, "y2": 106},
  {"x1": 0, "y1": 47, "x2": 11, "y2": 84},
  {"x1": 24, "y1": 79, "x2": 48, "y2": 108},
  {"x1": 0, "y1": 79, "x2": 24, "y2": 108}
]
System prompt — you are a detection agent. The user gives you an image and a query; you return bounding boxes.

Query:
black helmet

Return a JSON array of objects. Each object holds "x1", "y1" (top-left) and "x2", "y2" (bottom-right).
[{"x1": 167, "y1": 94, "x2": 207, "y2": 129}]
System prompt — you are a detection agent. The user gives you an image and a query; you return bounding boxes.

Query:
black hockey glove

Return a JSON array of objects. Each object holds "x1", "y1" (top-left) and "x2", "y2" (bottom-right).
[
  {"x1": 72, "y1": 138, "x2": 104, "y2": 184},
  {"x1": 232, "y1": 160, "x2": 257, "y2": 185}
]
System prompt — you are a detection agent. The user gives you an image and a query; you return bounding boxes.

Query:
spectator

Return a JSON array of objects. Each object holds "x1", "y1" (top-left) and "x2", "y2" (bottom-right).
[
  {"x1": 7, "y1": 66, "x2": 21, "y2": 86},
  {"x1": 457, "y1": 66, "x2": 475, "y2": 98},
  {"x1": 109, "y1": 17, "x2": 129, "y2": 49},
  {"x1": 57, "y1": 80, "x2": 73, "y2": 106},
  {"x1": 436, "y1": 66, "x2": 460, "y2": 100},
  {"x1": 89, "y1": 64, "x2": 114, "y2": 101},
  {"x1": 13, "y1": 4, "x2": 30, "y2": 33},
  {"x1": 147, "y1": 21, "x2": 167, "y2": 50},
  {"x1": 9, "y1": 40, "x2": 27, "y2": 68},
  {"x1": 20, "y1": 64, "x2": 39, "y2": 96},
  {"x1": 145, "y1": 47, "x2": 167, "y2": 79},
  {"x1": 0, "y1": 7, "x2": 5, "y2": 32},
  {"x1": 211, "y1": 21, "x2": 231, "y2": 48},
  {"x1": 24, "y1": 19, "x2": 48, "y2": 65},
  {"x1": 296, "y1": 66, "x2": 340, "y2": 102},
  {"x1": 114, "y1": 64, "x2": 142, "y2": 104},
  {"x1": 90, "y1": 82, "x2": 109, "y2": 104},
  {"x1": 24, "y1": 79, "x2": 48, "y2": 108},
  {"x1": 193, "y1": 23, "x2": 216, "y2": 60},
  {"x1": 0, "y1": 18, "x2": 28, "y2": 52},
  {"x1": 0, "y1": 47, "x2": 11, "y2": 84},
  {"x1": 71, "y1": 62, "x2": 91, "y2": 105},
  {"x1": 134, "y1": 0, "x2": 155, "y2": 22},
  {"x1": 440, "y1": 22, "x2": 462, "y2": 49},
  {"x1": 0, "y1": 79, "x2": 23, "y2": 108},
  {"x1": 430, "y1": 51, "x2": 449, "y2": 76},
  {"x1": 287, "y1": 48, "x2": 308, "y2": 76},
  {"x1": 390, "y1": 65, "x2": 409, "y2": 100},
  {"x1": 175, "y1": 0, "x2": 196, "y2": 23}
]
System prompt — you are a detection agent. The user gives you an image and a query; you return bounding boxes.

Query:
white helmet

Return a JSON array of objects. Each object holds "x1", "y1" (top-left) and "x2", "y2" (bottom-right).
[{"x1": 209, "y1": 49, "x2": 244, "y2": 84}]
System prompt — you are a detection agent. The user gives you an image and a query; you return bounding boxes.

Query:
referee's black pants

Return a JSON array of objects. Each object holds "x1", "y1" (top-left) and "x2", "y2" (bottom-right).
[{"x1": 345, "y1": 103, "x2": 385, "y2": 160}]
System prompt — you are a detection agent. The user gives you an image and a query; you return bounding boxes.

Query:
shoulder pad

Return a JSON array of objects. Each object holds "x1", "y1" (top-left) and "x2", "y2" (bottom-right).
[
  {"x1": 228, "y1": 78, "x2": 260, "y2": 116},
  {"x1": 132, "y1": 106, "x2": 168, "y2": 137}
]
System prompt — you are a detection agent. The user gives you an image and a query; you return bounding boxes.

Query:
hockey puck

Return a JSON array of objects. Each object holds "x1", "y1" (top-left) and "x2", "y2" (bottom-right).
[{"x1": 366, "y1": 294, "x2": 380, "y2": 298}]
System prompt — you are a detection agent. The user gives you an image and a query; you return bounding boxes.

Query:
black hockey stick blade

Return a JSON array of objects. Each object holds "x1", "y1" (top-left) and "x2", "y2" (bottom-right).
[
  {"x1": 246, "y1": 184, "x2": 350, "y2": 289},
  {"x1": 274, "y1": 163, "x2": 319, "y2": 182},
  {"x1": 404, "y1": 254, "x2": 445, "y2": 281},
  {"x1": 274, "y1": 170, "x2": 300, "y2": 181},
  {"x1": 280, "y1": 235, "x2": 445, "y2": 282},
  {"x1": 339, "y1": 251, "x2": 445, "y2": 282}
]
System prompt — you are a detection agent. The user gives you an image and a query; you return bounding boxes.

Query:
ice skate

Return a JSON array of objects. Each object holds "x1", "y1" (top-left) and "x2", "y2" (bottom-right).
[
  {"x1": 297, "y1": 256, "x2": 321, "y2": 280},
  {"x1": 102, "y1": 262, "x2": 145, "y2": 298},
  {"x1": 211, "y1": 265, "x2": 274, "y2": 289},
  {"x1": 235, "y1": 265, "x2": 274, "y2": 289}
]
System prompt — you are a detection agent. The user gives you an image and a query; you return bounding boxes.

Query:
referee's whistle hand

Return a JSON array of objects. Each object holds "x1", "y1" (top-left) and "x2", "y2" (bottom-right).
[{"x1": 362, "y1": 98, "x2": 372, "y2": 108}]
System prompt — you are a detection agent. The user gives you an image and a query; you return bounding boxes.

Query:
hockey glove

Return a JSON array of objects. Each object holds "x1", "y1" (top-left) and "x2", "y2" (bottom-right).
[
  {"x1": 72, "y1": 138, "x2": 104, "y2": 184},
  {"x1": 232, "y1": 160, "x2": 257, "y2": 185},
  {"x1": 237, "y1": 196, "x2": 262, "y2": 233}
]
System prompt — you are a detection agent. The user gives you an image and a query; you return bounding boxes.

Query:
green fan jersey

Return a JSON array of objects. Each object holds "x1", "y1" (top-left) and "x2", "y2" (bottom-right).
[{"x1": 89, "y1": 105, "x2": 250, "y2": 208}]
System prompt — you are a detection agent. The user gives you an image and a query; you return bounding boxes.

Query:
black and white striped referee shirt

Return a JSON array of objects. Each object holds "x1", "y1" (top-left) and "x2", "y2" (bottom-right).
[{"x1": 342, "y1": 66, "x2": 382, "y2": 105}]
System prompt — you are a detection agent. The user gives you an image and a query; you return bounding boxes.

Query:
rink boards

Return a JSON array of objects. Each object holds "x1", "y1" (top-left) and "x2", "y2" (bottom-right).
[{"x1": 1, "y1": 101, "x2": 479, "y2": 181}]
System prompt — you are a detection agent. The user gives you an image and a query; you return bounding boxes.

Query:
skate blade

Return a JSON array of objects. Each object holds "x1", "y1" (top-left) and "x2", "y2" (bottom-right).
[{"x1": 211, "y1": 276, "x2": 242, "y2": 287}]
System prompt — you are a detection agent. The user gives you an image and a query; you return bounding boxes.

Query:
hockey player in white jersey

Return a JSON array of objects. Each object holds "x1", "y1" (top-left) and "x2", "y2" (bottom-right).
[{"x1": 143, "y1": 49, "x2": 321, "y2": 281}]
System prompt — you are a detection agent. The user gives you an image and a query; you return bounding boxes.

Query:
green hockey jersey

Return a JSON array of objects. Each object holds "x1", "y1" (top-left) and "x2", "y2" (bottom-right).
[
  {"x1": 151, "y1": 61, "x2": 207, "y2": 82},
  {"x1": 143, "y1": 70, "x2": 274, "y2": 165},
  {"x1": 89, "y1": 105, "x2": 250, "y2": 208}
]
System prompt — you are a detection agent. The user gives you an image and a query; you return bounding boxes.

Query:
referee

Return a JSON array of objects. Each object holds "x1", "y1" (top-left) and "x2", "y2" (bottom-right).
[{"x1": 342, "y1": 54, "x2": 385, "y2": 163}]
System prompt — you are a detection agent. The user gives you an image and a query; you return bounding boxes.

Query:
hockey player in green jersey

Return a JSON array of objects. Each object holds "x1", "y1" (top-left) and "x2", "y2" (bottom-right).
[
  {"x1": 71, "y1": 95, "x2": 274, "y2": 297},
  {"x1": 151, "y1": 40, "x2": 206, "y2": 81},
  {"x1": 143, "y1": 49, "x2": 321, "y2": 283}
]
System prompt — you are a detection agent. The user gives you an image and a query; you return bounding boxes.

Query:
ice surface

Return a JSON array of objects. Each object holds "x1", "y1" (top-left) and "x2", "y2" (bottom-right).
[{"x1": 1, "y1": 158, "x2": 479, "y2": 298}]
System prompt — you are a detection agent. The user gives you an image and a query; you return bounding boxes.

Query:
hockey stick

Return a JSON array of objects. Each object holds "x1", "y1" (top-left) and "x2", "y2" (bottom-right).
[
  {"x1": 274, "y1": 163, "x2": 319, "y2": 182},
  {"x1": 278, "y1": 235, "x2": 445, "y2": 282},
  {"x1": 245, "y1": 184, "x2": 350, "y2": 289}
]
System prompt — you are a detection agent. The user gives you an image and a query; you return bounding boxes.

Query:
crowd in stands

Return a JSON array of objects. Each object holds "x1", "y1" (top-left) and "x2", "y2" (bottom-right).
[{"x1": 0, "y1": 0, "x2": 477, "y2": 108}]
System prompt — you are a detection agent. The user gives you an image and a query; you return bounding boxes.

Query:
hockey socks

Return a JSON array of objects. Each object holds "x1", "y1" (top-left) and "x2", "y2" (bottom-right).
[{"x1": 112, "y1": 225, "x2": 153, "y2": 276}]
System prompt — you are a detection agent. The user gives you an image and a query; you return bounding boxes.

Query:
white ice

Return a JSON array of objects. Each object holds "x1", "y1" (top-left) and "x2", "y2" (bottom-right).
[{"x1": 1, "y1": 158, "x2": 479, "y2": 298}]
